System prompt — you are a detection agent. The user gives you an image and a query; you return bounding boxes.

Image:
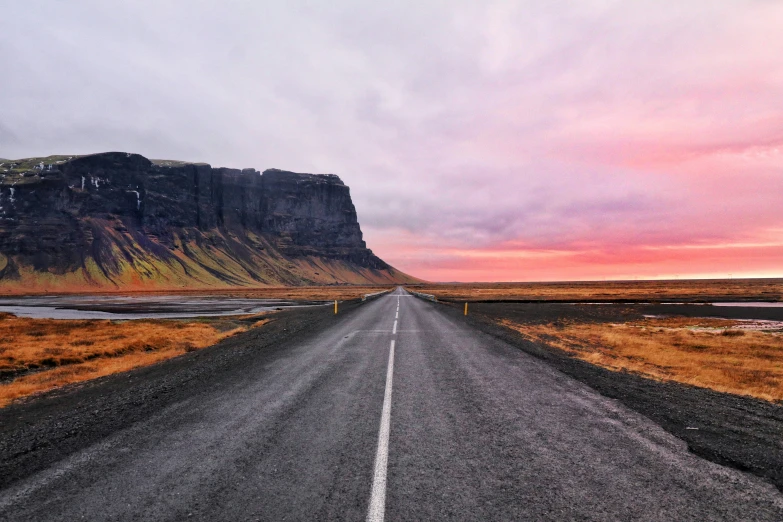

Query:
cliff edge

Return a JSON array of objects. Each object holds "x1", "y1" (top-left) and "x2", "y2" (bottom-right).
[{"x1": 0, "y1": 152, "x2": 417, "y2": 292}]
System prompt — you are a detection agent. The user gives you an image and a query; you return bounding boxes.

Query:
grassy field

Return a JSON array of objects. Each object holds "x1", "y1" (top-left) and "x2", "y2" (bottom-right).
[
  {"x1": 0, "y1": 313, "x2": 271, "y2": 407},
  {"x1": 502, "y1": 316, "x2": 783, "y2": 401},
  {"x1": 0, "y1": 155, "x2": 76, "y2": 183},
  {"x1": 408, "y1": 278, "x2": 783, "y2": 302}
]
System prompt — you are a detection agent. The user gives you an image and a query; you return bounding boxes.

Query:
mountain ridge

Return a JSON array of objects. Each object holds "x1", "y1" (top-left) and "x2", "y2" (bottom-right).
[{"x1": 0, "y1": 152, "x2": 418, "y2": 292}]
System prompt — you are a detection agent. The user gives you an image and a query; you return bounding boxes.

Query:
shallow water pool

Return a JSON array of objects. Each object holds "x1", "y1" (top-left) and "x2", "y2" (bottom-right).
[{"x1": 0, "y1": 295, "x2": 327, "y2": 320}]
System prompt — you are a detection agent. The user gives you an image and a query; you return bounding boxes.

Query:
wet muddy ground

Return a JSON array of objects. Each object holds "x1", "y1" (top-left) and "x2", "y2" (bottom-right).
[{"x1": 463, "y1": 302, "x2": 783, "y2": 324}]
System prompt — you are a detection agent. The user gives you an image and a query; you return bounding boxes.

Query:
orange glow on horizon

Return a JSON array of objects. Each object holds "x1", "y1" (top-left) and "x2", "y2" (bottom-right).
[{"x1": 369, "y1": 230, "x2": 783, "y2": 283}]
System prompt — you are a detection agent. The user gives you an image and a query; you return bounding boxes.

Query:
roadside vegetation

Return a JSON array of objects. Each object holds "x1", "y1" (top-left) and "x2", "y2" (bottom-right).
[
  {"x1": 0, "y1": 313, "x2": 271, "y2": 407},
  {"x1": 502, "y1": 316, "x2": 783, "y2": 401}
]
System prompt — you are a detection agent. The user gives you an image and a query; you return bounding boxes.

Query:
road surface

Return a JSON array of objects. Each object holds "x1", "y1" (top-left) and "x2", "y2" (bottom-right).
[{"x1": 1, "y1": 288, "x2": 781, "y2": 520}]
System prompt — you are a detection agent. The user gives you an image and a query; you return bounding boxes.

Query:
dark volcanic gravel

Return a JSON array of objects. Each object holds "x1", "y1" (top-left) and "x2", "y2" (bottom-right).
[{"x1": 452, "y1": 302, "x2": 783, "y2": 492}]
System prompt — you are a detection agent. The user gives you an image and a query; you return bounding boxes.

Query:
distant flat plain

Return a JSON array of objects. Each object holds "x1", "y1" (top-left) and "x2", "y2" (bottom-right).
[{"x1": 407, "y1": 278, "x2": 783, "y2": 302}]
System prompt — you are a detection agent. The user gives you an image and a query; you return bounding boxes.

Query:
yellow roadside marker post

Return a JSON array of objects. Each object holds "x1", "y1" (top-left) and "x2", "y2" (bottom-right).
[
  {"x1": 464, "y1": 302, "x2": 468, "y2": 316},
  {"x1": 335, "y1": 300, "x2": 338, "y2": 314}
]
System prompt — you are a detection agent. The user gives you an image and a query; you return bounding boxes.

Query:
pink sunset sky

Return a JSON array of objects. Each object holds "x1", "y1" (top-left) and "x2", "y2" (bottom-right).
[{"x1": 2, "y1": 1, "x2": 782, "y2": 282}]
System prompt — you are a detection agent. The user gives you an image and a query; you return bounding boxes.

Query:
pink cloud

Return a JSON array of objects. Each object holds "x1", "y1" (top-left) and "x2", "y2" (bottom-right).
[{"x1": 383, "y1": 240, "x2": 783, "y2": 283}]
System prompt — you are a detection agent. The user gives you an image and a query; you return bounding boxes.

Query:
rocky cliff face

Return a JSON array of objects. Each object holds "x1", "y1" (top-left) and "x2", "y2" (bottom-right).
[{"x1": 0, "y1": 152, "x2": 413, "y2": 291}]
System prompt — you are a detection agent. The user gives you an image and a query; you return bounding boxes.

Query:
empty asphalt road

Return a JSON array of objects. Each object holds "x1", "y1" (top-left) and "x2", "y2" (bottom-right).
[{"x1": 1, "y1": 288, "x2": 782, "y2": 521}]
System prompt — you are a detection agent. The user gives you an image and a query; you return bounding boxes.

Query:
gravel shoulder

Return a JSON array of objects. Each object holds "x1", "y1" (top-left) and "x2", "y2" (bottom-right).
[{"x1": 442, "y1": 301, "x2": 783, "y2": 492}]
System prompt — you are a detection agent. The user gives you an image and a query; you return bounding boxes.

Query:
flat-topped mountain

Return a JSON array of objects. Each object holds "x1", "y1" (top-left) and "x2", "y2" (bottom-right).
[{"x1": 0, "y1": 152, "x2": 416, "y2": 291}]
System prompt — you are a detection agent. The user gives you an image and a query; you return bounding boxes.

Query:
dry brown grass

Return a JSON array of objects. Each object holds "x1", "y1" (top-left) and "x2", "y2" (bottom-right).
[
  {"x1": 0, "y1": 285, "x2": 396, "y2": 301},
  {"x1": 501, "y1": 317, "x2": 783, "y2": 401},
  {"x1": 408, "y1": 279, "x2": 783, "y2": 302},
  {"x1": 189, "y1": 285, "x2": 395, "y2": 301},
  {"x1": 0, "y1": 314, "x2": 271, "y2": 407}
]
